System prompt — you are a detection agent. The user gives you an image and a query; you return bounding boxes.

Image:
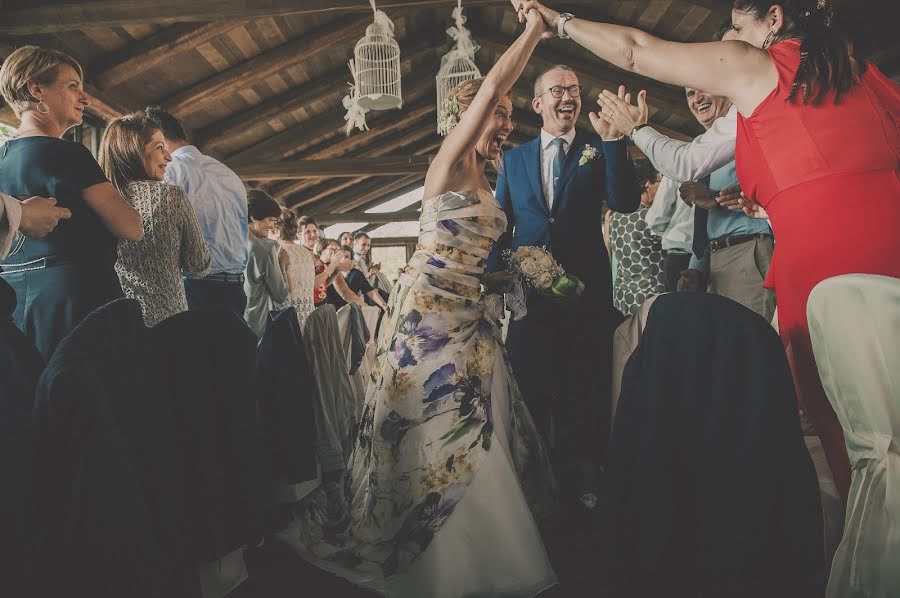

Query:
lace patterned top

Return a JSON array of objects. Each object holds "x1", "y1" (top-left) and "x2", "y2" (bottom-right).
[
  {"x1": 276, "y1": 241, "x2": 316, "y2": 326},
  {"x1": 115, "y1": 181, "x2": 210, "y2": 326}
]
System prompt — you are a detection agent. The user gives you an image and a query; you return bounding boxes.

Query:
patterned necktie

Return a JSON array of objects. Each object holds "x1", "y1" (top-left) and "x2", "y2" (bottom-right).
[{"x1": 550, "y1": 137, "x2": 566, "y2": 207}]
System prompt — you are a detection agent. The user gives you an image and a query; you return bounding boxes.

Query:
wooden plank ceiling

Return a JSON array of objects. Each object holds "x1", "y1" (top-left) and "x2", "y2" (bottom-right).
[{"x1": 1, "y1": 0, "x2": 897, "y2": 222}]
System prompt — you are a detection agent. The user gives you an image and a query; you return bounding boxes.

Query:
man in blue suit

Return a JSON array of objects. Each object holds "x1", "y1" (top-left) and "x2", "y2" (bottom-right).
[{"x1": 486, "y1": 65, "x2": 639, "y2": 508}]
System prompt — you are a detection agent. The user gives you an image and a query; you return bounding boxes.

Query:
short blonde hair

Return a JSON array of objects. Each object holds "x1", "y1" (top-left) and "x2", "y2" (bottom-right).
[
  {"x1": 98, "y1": 113, "x2": 160, "y2": 192},
  {"x1": 0, "y1": 45, "x2": 84, "y2": 117}
]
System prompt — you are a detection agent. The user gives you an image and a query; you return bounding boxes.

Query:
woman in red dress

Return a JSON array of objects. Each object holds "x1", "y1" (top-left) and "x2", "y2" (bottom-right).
[{"x1": 515, "y1": 0, "x2": 899, "y2": 501}]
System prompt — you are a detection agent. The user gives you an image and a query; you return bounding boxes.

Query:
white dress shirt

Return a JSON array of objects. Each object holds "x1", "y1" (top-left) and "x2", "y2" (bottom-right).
[
  {"x1": 0, "y1": 193, "x2": 22, "y2": 260},
  {"x1": 164, "y1": 145, "x2": 249, "y2": 274},
  {"x1": 539, "y1": 128, "x2": 576, "y2": 210},
  {"x1": 632, "y1": 105, "x2": 737, "y2": 183},
  {"x1": 644, "y1": 176, "x2": 694, "y2": 253}
]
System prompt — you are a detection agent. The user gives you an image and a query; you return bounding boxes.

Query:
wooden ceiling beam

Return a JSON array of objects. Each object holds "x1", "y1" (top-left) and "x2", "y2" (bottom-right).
[
  {"x1": 91, "y1": 21, "x2": 245, "y2": 90},
  {"x1": 161, "y1": 14, "x2": 373, "y2": 117},
  {"x1": 234, "y1": 155, "x2": 433, "y2": 180},
  {"x1": 287, "y1": 135, "x2": 440, "y2": 211},
  {"x1": 196, "y1": 38, "x2": 439, "y2": 153},
  {"x1": 0, "y1": 1, "x2": 604, "y2": 34},
  {"x1": 227, "y1": 70, "x2": 436, "y2": 165},
  {"x1": 307, "y1": 174, "x2": 425, "y2": 217},
  {"x1": 272, "y1": 121, "x2": 438, "y2": 199}
]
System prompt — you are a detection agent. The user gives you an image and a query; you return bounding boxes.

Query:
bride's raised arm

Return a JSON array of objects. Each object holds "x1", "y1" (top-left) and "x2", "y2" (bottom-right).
[
  {"x1": 514, "y1": 1, "x2": 775, "y2": 116},
  {"x1": 429, "y1": 8, "x2": 546, "y2": 173}
]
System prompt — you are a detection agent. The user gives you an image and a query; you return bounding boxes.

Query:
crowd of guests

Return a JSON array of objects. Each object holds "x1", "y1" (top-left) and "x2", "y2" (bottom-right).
[{"x1": 1, "y1": 0, "x2": 898, "y2": 593}]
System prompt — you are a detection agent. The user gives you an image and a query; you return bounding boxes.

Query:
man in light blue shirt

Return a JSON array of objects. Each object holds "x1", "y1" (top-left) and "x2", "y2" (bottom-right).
[{"x1": 145, "y1": 106, "x2": 249, "y2": 318}]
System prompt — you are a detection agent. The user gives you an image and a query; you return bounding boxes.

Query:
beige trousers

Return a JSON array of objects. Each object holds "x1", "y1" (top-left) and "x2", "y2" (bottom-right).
[{"x1": 708, "y1": 236, "x2": 776, "y2": 320}]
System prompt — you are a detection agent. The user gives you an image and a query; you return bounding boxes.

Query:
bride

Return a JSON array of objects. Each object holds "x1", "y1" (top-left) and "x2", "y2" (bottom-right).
[{"x1": 277, "y1": 7, "x2": 557, "y2": 597}]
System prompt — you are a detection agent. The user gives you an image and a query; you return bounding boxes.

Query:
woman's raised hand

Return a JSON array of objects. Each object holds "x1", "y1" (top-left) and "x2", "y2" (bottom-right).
[
  {"x1": 594, "y1": 88, "x2": 648, "y2": 137},
  {"x1": 512, "y1": 1, "x2": 559, "y2": 33}
]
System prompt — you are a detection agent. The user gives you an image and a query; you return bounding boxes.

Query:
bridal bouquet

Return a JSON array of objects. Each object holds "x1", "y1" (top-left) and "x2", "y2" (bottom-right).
[{"x1": 503, "y1": 246, "x2": 584, "y2": 300}]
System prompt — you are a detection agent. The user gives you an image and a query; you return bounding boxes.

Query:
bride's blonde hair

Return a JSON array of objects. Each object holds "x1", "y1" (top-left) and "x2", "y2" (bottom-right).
[{"x1": 444, "y1": 77, "x2": 508, "y2": 171}]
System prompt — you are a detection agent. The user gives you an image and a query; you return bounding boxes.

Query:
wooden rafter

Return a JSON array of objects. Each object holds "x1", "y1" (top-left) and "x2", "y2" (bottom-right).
[
  {"x1": 234, "y1": 155, "x2": 434, "y2": 180},
  {"x1": 0, "y1": 0, "x2": 612, "y2": 34},
  {"x1": 227, "y1": 69, "x2": 437, "y2": 165},
  {"x1": 161, "y1": 14, "x2": 373, "y2": 117},
  {"x1": 197, "y1": 39, "x2": 439, "y2": 153},
  {"x1": 91, "y1": 21, "x2": 246, "y2": 90}
]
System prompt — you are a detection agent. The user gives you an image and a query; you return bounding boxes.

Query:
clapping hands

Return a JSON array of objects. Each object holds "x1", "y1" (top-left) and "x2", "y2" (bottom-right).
[{"x1": 595, "y1": 88, "x2": 649, "y2": 137}]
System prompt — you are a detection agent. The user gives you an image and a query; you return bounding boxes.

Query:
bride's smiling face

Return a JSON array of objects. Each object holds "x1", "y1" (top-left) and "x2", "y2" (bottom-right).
[{"x1": 472, "y1": 97, "x2": 513, "y2": 162}]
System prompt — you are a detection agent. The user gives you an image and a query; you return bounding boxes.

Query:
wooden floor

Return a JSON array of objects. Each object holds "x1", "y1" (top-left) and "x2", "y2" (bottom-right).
[{"x1": 233, "y1": 501, "x2": 607, "y2": 597}]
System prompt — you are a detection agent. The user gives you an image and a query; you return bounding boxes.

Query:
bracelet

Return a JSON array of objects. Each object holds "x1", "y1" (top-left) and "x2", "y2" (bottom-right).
[{"x1": 628, "y1": 123, "x2": 649, "y2": 139}]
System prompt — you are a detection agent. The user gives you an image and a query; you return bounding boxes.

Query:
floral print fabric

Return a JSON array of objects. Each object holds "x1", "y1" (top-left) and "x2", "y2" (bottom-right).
[{"x1": 284, "y1": 189, "x2": 554, "y2": 579}]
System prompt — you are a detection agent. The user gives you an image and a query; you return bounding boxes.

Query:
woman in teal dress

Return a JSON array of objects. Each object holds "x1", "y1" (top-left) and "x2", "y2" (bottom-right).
[{"x1": 279, "y1": 9, "x2": 558, "y2": 597}]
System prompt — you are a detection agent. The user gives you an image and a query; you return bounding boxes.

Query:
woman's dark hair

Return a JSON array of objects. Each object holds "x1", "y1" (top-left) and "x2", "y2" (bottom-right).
[
  {"x1": 143, "y1": 105, "x2": 188, "y2": 142},
  {"x1": 315, "y1": 237, "x2": 340, "y2": 257},
  {"x1": 732, "y1": 0, "x2": 853, "y2": 104},
  {"x1": 247, "y1": 189, "x2": 282, "y2": 222},
  {"x1": 633, "y1": 159, "x2": 660, "y2": 194},
  {"x1": 274, "y1": 208, "x2": 299, "y2": 240},
  {"x1": 298, "y1": 215, "x2": 318, "y2": 232}
]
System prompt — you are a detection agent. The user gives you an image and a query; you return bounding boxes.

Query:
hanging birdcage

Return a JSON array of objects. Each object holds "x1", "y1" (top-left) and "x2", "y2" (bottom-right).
[
  {"x1": 343, "y1": 0, "x2": 402, "y2": 136},
  {"x1": 436, "y1": 1, "x2": 481, "y2": 134}
]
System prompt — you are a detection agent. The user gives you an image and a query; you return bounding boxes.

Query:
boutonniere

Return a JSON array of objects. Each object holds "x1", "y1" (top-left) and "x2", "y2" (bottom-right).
[{"x1": 578, "y1": 144, "x2": 599, "y2": 166}]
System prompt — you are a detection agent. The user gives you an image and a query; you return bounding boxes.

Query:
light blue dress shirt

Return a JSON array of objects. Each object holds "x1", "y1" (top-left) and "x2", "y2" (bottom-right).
[
  {"x1": 689, "y1": 161, "x2": 773, "y2": 272},
  {"x1": 164, "y1": 145, "x2": 249, "y2": 274}
]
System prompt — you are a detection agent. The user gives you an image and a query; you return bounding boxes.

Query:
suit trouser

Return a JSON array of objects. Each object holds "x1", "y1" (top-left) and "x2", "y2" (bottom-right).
[
  {"x1": 506, "y1": 292, "x2": 612, "y2": 498},
  {"x1": 708, "y1": 236, "x2": 776, "y2": 320}
]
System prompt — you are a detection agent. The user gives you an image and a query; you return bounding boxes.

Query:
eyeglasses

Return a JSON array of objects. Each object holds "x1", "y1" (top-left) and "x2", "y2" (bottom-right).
[{"x1": 539, "y1": 85, "x2": 582, "y2": 99}]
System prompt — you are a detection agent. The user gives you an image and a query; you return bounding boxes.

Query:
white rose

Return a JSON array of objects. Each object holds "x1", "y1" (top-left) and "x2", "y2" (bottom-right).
[
  {"x1": 535, "y1": 272, "x2": 554, "y2": 290},
  {"x1": 535, "y1": 252, "x2": 553, "y2": 270},
  {"x1": 519, "y1": 257, "x2": 540, "y2": 278}
]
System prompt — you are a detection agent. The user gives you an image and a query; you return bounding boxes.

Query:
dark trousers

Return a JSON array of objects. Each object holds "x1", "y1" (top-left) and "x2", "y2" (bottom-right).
[
  {"x1": 663, "y1": 251, "x2": 692, "y2": 292},
  {"x1": 184, "y1": 278, "x2": 247, "y2": 319},
  {"x1": 506, "y1": 292, "x2": 612, "y2": 499}
]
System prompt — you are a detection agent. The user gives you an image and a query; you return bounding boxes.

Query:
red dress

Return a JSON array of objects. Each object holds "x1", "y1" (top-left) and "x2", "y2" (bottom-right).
[{"x1": 736, "y1": 39, "x2": 900, "y2": 500}]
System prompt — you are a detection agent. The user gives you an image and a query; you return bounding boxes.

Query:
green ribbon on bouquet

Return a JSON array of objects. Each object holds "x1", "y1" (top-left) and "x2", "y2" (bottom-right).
[{"x1": 547, "y1": 273, "x2": 584, "y2": 300}]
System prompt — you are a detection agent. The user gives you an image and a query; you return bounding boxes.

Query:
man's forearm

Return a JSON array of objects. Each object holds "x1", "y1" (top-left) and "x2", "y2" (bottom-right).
[{"x1": 632, "y1": 112, "x2": 736, "y2": 182}]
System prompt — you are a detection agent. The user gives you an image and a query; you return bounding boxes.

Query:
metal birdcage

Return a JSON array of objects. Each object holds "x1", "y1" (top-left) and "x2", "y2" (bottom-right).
[
  {"x1": 343, "y1": 0, "x2": 402, "y2": 135},
  {"x1": 435, "y1": 1, "x2": 481, "y2": 134}
]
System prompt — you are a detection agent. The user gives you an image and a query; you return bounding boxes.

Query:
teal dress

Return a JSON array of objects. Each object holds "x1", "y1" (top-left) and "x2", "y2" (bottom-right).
[{"x1": 0, "y1": 137, "x2": 121, "y2": 359}]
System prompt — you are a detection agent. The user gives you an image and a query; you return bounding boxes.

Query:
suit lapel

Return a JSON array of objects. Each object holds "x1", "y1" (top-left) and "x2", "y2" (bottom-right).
[
  {"x1": 552, "y1": 132, "x2": 584, "y2": 216},
  {"x1": 523, "y1": 136, "x2": 549, "y2": 216}
]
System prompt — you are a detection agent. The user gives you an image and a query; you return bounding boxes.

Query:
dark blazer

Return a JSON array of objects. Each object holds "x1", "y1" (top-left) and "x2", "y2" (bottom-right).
[{"x1": 486, "y1": 132, "x2": 639, "y2": 294}]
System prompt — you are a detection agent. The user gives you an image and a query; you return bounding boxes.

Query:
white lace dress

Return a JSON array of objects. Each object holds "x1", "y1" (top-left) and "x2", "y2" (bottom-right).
[{"x1": 276, "y1": 241, "x2": 316, "y2": 326}]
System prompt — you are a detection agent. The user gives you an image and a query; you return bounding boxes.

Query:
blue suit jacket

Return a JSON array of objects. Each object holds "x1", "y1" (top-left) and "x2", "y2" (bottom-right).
[{"x1": 487, "y1": 132, "x2": 639, "y2": 297}]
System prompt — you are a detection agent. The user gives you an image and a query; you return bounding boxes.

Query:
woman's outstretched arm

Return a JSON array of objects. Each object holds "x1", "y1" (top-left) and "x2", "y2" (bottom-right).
[{"x1": 515, "y1": 1, "x2": 775, "y2": 115}]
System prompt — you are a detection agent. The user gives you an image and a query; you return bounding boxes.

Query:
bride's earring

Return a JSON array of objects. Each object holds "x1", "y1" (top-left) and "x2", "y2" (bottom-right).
[
  {"x1": 36, "y1": 99, "x2": 50, "y2": 114},
  {"x1": 763, "y1": 29, "x2": 775, "y2": 49}
]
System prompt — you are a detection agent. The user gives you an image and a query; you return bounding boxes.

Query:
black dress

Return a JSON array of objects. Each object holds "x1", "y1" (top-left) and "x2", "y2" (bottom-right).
[{"x1": 0, "y1": 136, "x2": 122, "y2": 359}]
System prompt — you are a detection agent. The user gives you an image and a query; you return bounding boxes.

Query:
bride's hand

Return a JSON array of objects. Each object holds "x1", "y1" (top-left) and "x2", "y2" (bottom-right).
[{"x1": 512, "y1": 1, "x2": 560, "y2": 33}]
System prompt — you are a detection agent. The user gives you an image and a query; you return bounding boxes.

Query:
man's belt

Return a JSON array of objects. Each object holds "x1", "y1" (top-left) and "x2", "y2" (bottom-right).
[
  {"x1": 198, "y1": 272, "x2": 245, "y2": 284},
  {"x1": 708, "y1": 233, "x2": 772, "y2": 252}
]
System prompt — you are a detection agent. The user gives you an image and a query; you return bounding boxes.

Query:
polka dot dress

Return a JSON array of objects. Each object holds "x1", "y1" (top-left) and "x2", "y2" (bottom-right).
[{"x1": 609, "y1": 207, "x2": 666, "y2": 316}]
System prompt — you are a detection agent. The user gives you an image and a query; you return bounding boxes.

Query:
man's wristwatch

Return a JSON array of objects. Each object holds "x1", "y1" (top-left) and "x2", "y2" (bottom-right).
[
  {"x1": 628, "y1": 123, "x2": 649, "y2": 139},
  {"x1": 557, "y1": 13, "x2": 575, "y2": 39}
]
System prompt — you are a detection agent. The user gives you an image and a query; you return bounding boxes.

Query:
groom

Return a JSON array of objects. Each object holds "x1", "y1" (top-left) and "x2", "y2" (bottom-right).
[{"x1": 487, "y1": 65, "x2": 639, "y2": 506}]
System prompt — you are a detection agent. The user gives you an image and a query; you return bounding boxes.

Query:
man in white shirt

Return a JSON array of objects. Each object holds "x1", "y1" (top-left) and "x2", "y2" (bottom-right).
[
  {"x1": 644, "y1": 176, "x2": 694, "y2": 292},
  {"x1": 145, "y1": 106, "x2": 249, "y2": 318}
]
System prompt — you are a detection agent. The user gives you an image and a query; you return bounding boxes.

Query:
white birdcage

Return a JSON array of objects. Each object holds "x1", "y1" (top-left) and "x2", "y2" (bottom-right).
[
  {"x1": 343, "y1": 0, "x2": 402, "y2": 136},
  {"x1": 436, "y1": 1, "x2": 481, "y2": 134}
]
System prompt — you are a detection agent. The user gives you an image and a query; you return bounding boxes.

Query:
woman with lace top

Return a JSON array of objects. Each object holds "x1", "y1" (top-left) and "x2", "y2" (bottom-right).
[
  {"x1": 98, "y1": 113, "x2": 210, "y2": 326},
  {"x1": 273, "y1": 209, "x2": 316, "y2": 326}
]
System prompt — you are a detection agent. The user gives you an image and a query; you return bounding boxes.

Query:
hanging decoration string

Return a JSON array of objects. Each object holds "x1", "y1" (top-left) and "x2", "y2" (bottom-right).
[{"x1": 343, "y1": 58, "x2": 369, "y2": 136}]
